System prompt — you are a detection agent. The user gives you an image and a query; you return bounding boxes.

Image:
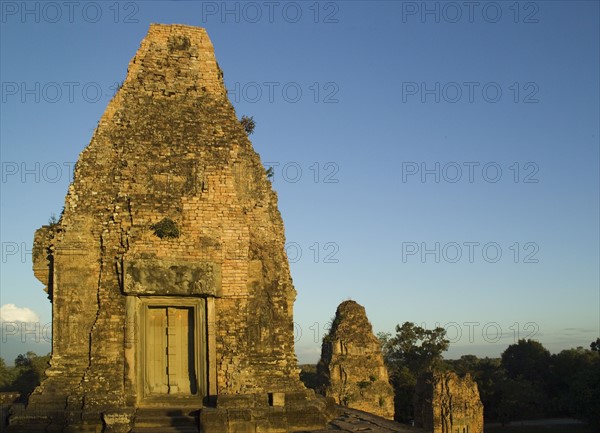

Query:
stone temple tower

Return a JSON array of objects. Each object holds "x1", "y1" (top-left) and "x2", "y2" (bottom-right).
[
  {"x1": 10, "y1": 24, "x2": 335, "y2": 432},
  {"x1": 317, "y1": 300, "x2": 395, "y2": 419}
]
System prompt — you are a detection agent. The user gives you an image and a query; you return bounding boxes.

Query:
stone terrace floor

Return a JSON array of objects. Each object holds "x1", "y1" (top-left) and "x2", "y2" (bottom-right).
[{"x1": 309, "y1": 407, "x2": 424, "y2": 433}]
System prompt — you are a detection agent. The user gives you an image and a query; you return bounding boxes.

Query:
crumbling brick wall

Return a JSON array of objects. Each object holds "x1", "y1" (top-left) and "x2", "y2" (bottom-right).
[{"x1": 414, "y1": 371, "x2": 484, "y2": 433}]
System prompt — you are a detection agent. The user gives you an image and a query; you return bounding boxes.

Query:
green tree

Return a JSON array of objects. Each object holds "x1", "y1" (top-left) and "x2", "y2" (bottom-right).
[
  {"x1": 501, "y1": 339, "x2": 550, "y2": 384},
  {"x1": 0, "y1": 357, "x2": 15, "y2": 390},
  {"x1": 383, "y1": 322, "x2": 449, "y2": 375},
  {"x1": 473, "y1": 357, "x2": 506, "y2": 421},
  {"x1": 571, "y1": 355, "x2": 600, "y2": 430},
  {"x1": 390, "y1": 366, "x2": 417, "y2": 421},
  {"x1": 501, "y1": 340, "x2": 551, "y2": 418},
  {"x1": 553, "y1": 343, "x2": 600, "y2": 430},
  {"x1": 240, "y1": 115, "x2": 256, "y2": 135},
  {"x1": 379, "y1": 322, "x2": 449, "y2": 422},
  {"x1": 495, "y1": 376, "x2": 545, "y2": 424},
  {"x1": 11, "y1": 352, "x2": 50, "y2": 401},
  {"x1": 265, "y1": 167, "x2": 274, "y2": 180},
  {"x1": 546, "y1": 346, "x2": 597, "y2": 415},
  {"x1": 299, "y1": 364, "x2": 318, "y2": 390},
  {"x1": 447, "y1": 354, "x2": 480, "y2": 376}
]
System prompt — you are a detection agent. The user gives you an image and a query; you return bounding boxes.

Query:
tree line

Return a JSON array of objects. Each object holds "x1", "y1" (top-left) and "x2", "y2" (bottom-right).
[
  {"x1": 3, "y1": 329, "x2": 600, "y2": 431},
  {"x1": 378, "y1": 323, "x2": 600, "y2": 429},
  {"x1": 0, "y1": 351, "x2": 51, "y2": 401}
]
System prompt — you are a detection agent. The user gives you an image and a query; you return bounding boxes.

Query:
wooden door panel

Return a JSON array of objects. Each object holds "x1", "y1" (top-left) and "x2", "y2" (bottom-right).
[
  {"x1": 167, "y1": 307, "x2": 195, "y2": 394},
  {"x1": 145, "y1": 305, "x2": 199, "y2": 396},
  {"x1": 146, "y1": 307, "x2": 168, "y2": 394}
]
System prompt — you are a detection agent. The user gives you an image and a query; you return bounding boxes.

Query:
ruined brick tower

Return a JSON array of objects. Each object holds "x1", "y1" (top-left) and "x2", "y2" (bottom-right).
[
  {"x1": 10, "y1": 24, "x2": 334, "y2": 433},
  {"x1": 414, "y1": 371, "x2": 484, "y2": 433},
  {"x1": 317, "y1": 300, "x2": 395, "y2": 419}
]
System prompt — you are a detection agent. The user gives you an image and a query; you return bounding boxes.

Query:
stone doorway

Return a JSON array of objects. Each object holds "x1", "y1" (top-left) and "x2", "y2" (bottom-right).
[
  {"x1": 145, "y1": 306, "x2": 197, "y2": 395},
  {"x1": 135, "y1": 297, "x2": 208, "y2": 403}
]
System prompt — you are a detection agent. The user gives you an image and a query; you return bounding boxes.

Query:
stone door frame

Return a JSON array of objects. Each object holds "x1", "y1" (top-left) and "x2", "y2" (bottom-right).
[{"x1": 128, "y1": 295, "x2": 217, "y2": 406}]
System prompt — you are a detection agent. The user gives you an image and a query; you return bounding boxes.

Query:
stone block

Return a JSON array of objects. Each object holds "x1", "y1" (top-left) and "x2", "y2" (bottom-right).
[
  {"x1": 265, "y1": 408, "x2": 288, "y2": 431},
  {"x1": 282, "y1": 391, "x2": 311, "y2": 406},
  {"x1": 218, "y1": 394, "x2": 257, "y2": 408},
  {"x1": 228, "y1": 408, "x2": 256, "y2": 433},
  {"x1": 200, "y1": 408, "x2": 229, "y2": 433}
]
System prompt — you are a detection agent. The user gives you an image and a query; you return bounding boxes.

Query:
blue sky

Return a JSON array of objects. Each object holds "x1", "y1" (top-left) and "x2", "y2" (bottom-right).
[{"x1": 0, "y1": 1, "x2": 598, "y2": 364}]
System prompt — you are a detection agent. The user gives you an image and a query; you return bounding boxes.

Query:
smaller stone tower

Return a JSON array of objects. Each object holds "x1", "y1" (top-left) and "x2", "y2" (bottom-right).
[
  {"x1": 414, "y1": 371, "x2": 484, "y2": 433},
  {"x1": 317, "y1": 300, "x2": 395, "y2": 419}
]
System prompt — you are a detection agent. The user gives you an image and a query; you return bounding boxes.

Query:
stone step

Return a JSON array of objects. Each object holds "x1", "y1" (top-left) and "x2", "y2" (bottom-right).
[
  {"x1": 134, "y1": 416, "x2": 196, "y2": 426},
  {"x1": 131, "y1": 426, "x2": 199, "y2": 433},
  {"x1": 132, "y1": 408, "x2": 199, "y2": 432},
  {"x1": 134, "y1": 420, "x2": 197, "y2": 428}
]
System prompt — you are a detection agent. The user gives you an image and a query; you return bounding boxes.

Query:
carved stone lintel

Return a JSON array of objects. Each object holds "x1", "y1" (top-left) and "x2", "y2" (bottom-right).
[{"x1": 123, "y1": 258, "x2": 222, "y2": 297}]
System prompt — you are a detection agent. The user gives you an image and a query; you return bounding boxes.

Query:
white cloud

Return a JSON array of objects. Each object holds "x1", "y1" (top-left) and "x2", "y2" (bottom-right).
[{"x1": 0, "y1": 304, "x2": 40, "y2": 323}]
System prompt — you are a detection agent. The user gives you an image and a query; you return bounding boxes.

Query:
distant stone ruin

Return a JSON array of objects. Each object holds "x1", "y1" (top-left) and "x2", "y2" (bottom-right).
[
  {"x1": 8, "y1": 23, "x2": 336, "y2": 433},
  {"x1": 414, "y1": 371, "x2": 484, "y2": 433},
  {"x1": 317, "y1": 300, "x2": 395, "y2": 419}
]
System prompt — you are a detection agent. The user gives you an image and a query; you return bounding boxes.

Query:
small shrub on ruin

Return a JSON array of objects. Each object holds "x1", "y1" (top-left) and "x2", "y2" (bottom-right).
[
  {"x1": 240, "y1": 115, "x2": 256, "y2": 135},
  {"x1": 150, "y1": 218, "x2": 180, "y2": 239}
]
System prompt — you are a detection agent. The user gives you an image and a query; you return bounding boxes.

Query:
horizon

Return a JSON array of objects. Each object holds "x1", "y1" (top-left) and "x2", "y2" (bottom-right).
[{"x1": 0, "y1": 311, "x2": 596, "y2": 366}]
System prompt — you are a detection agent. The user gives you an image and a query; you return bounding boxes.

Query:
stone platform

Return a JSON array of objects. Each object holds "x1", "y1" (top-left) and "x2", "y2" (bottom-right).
[
  {"x1": 4, "y1": 404, "x2": 424, "y2": 433},
  {"x1": 311, "y1": 407, "x2": 423, "y2": 433}
]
